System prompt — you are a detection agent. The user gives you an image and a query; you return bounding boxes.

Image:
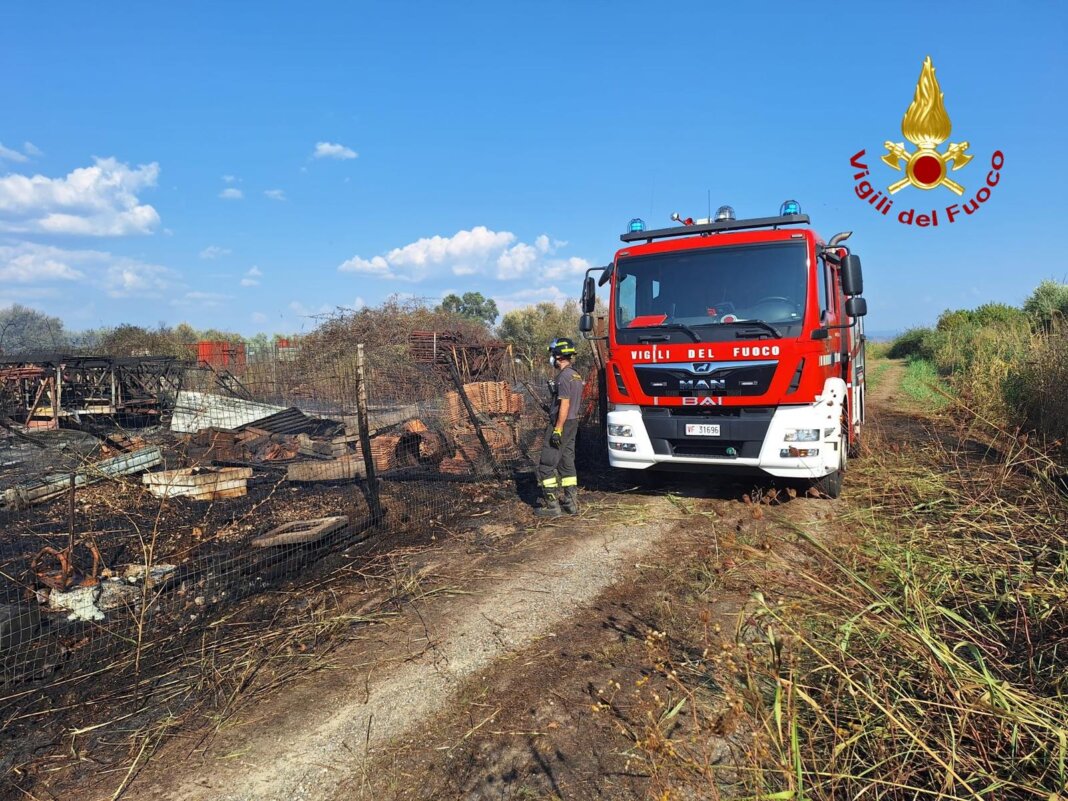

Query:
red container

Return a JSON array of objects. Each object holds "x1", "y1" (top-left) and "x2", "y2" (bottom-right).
[{"x1": 194, "y1": 341, "x2": 247, "y2": 372}]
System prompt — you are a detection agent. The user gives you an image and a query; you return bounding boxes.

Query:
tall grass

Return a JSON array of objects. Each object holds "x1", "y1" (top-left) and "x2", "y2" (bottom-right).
[
  {"x1": 733, "y1": 423, "x2": 1068, "y2": 800},
  {"x1": 623, "y1": 414, "x2": 1068, "y2": 800},
  {"x1": 888, "y1": 294, "x2": 1068, "y2": 456},
  {"x1": 899, "y1": 356, "x2": 951, "y2": 411}
]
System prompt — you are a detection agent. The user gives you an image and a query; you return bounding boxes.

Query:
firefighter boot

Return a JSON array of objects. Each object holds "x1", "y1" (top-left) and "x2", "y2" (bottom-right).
[
  {"x1": 560, "y1": 486, "x2": 579, "y2": 515},
  {"x1": 535, "y1": 490, "x2": 563, "y2": 518}
]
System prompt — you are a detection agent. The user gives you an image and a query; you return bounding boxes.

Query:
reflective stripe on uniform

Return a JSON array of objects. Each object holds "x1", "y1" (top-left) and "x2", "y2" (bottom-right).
[
  {"x1": 559, "y1": 475, "x2": 578, "y2": 487},
  {"x1": 541, "y1": 476, "x2": 559, "y2": 488}
]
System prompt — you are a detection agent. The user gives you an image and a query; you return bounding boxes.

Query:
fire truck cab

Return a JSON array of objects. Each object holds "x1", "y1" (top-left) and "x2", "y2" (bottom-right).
[{"x1": 578, "y1": 202, "x2": 868, "y2": 498}]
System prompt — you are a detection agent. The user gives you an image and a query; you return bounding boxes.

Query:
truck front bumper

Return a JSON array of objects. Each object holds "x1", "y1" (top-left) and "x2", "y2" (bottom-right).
[{"x1": 606, "y1": 378, "x2": 846, "y2": 479}]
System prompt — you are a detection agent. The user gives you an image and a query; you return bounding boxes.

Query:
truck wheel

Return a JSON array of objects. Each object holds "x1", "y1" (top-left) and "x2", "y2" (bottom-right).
[
  {"x1": 812, "y1": 465, "x2": 842, "y2": 498},
  {"x1": 812, "y1": 441, "x2": 845, "y2": 499}
]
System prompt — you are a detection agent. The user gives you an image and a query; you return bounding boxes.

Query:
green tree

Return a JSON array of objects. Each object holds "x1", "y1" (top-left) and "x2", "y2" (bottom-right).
[
  {"x1": 438, "y1": 291, "x2": 499, "y2": 326},
  {"x1": 498, "y1": 300, "x2": 587, "y2": 373},
  {"x1": 0, "y1": 305, "x2": 68, "y2": 354}
]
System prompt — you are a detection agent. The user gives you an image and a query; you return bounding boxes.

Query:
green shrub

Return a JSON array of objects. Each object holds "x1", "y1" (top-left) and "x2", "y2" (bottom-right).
[
  {"x1": 1023, "y1": 280, "x2": 1068, "y2": 330},
  {"x1": 887, "y1": 326, "x2": 938, "y2": 360}
]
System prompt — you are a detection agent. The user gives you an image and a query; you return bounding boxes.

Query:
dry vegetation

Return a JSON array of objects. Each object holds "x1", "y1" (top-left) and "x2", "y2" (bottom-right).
[{"x1": 604, "y1": 358, "x2": 1068, "y2": 800}]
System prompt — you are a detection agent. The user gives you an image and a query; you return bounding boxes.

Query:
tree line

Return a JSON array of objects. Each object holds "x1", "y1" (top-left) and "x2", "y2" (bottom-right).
[{"x1": 0, "y1": 290, "x2": 595, "y2": 371}]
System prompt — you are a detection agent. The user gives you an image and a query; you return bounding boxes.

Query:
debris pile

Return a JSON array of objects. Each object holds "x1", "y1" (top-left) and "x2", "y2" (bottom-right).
[
  {"x1": 0, "y1": 445, "x2": 163, "y2": 511},
  {"x1": 143, "y1": 466, "x2": 253, "y2": 500}
]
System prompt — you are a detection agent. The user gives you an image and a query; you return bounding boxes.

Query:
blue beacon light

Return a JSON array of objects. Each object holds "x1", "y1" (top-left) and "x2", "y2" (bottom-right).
[
  {"x1": 628, "y1": 218, "x2": 646, "y2": 233},
  {"x1": 780, "y1": 199, "x2": 802, "y2": 216}
]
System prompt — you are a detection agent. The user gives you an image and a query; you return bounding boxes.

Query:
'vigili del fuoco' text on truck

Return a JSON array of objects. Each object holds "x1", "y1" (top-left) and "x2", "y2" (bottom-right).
[{"x1": 577, "y1": 201, "x2": 868, "y2": 498}]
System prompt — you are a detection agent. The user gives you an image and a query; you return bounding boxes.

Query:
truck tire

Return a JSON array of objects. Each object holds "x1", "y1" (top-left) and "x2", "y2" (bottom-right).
[
  {"x1": 812, "y1": 440, "x2": 846, "y2": 499},
  {"x1": 812, "y1": 465, "x2": 842, "y2": 498}
]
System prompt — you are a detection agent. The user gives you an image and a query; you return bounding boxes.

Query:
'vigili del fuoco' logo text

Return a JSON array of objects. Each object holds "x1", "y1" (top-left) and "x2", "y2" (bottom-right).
[{"x1": 849, "y1": 56, "x2": 1004, "y2": 227}]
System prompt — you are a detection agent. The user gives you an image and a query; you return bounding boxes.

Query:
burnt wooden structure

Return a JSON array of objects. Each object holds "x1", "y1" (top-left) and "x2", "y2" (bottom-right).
[
  {"x1": 407, "y1": 330, "x2": 514, "y2": 384},
  {"x1": 0, "y1": 354, "x2": 183, "y2": 428}
]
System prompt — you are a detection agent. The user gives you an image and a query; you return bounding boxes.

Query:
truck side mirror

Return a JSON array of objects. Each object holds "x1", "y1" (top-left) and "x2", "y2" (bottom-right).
[
  {"x1": 579, "y1": 314, "x2": 594, "y2": 333},
  {"x1": 581, "y1": 276, "x2": 596, "y2": 314},
  {"x1": 845, "y1": 296, "x2": 867, "y2": 318},
  {"x1": 841, "y1": 254, "x2": 864, "y2": 296}
]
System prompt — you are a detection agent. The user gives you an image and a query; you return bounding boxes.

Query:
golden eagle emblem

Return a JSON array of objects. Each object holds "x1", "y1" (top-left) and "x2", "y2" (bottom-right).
[{"x1": 882, "y1": 56, "x2": 972, "y2": 195}]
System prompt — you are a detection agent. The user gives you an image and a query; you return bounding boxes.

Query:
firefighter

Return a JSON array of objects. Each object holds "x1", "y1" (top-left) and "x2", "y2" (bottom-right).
[{"x1": 535, "y1": 337, "x2": 584, "y2": 517}]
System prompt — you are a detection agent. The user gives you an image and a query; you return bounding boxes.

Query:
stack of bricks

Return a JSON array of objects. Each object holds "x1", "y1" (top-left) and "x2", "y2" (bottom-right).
[
  {"x1": 443, "y1": 381, "x2": 526, "y2": 426},
  {"x1": 453, "y1": 425, "x2": 518, "y2": 462}
]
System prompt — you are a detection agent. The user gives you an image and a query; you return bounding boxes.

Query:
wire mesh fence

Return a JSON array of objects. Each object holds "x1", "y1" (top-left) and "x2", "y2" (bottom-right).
[{"x1": 0, "y1": 337, "x2": 578, "y2": 786}]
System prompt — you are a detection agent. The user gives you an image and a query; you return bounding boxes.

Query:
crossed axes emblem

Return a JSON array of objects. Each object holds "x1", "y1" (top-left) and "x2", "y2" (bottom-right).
[{"x1": 881, "y1": 140, "x2": 973, "y2": 196}]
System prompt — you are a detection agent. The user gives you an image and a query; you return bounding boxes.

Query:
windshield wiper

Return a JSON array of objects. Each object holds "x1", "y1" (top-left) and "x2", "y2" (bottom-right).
[
  {"x1": 718, "y1": 319, "x2": 783, "y2": 339},
  {"x1": 630, "y1": 323, "x2": 701, "y2": 342}
]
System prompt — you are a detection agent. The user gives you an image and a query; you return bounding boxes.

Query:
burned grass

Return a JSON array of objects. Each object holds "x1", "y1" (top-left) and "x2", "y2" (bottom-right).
[
  {"x1": 353, "y1": 368, "x2": 1067, "y2": 801},
  {"x1": 0, "y1": 448, "x2": 519, "y2": 800}
]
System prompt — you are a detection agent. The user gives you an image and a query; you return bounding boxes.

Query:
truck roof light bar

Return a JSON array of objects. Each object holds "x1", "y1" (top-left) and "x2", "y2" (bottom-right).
[{"x1": 620, "y1": 213, "x2": 811, "y2": 243}]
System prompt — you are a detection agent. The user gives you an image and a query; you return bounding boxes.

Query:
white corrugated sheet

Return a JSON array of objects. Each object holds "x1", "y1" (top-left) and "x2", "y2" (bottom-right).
[{"x1": 170, "y1": 391, "x2": 287, "y2": 434}]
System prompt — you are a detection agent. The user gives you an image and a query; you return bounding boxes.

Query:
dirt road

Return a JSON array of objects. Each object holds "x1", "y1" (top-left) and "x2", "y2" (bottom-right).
[
  {"x1": 116, "y1": 386, "x2": 883, "y2": 801},
  {"x1": 122, "y1": 493, "x2": 698, "y2": 801}
]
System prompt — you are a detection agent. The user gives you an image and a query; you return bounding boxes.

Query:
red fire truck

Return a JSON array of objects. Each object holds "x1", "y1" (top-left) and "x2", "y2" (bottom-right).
[{"x1": 578, "y1": 202, "x2": 867, "y2": 497}]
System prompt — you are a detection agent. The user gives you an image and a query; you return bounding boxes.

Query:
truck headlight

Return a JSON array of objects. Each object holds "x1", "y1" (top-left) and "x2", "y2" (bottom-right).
[
  {"x1": 609, "y1": 441, "x2": 637, "y2": 452},
  {"x1": 784, "y1": 428, "x2": 820, "y2": 442},
  {"x1": 608, "y1": 424, "x2": 633, "y2": 437}
]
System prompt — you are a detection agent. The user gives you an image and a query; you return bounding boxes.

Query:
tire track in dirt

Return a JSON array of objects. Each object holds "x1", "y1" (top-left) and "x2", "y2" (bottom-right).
[{"x1": 123, "y1": 497, "x2": 683, "y2": 801}]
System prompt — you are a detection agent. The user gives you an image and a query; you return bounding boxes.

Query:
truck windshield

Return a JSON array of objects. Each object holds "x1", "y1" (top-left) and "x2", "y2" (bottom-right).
[{"x1": 614, "y1": 241, "x2": 808, "y2": 342}]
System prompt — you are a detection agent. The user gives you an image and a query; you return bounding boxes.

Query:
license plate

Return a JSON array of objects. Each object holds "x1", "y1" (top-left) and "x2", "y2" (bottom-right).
[{"x1": 685, "y1": 423, "x2": 721, "y2": 437}]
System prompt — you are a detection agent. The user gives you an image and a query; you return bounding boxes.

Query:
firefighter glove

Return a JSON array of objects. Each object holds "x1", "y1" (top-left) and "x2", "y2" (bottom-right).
[{"x1": 550, "y1": 428, "x2": 563, "y2": 448}]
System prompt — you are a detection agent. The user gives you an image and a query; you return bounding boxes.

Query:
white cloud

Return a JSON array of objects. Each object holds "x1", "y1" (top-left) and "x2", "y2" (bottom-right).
[
  {"x1": 337, "y1": 226, "x2": 585, "y2": 283},
  {"x1": 23, "y1": 142, "x2": 43, "y2": 157},
  {"x1": 543, "y1": 256, "x2": 592, "y2": 281},
  {"x1": 0, "y1": 242, "x2": 86, "y2": 282},
  {"x1": 103, "y1": 259, "x2": 176, "y2": 298},
  {"x1": 0, "y1": 143, "x2": 28, "y2": 163},
  {"x1": 494, "y1": 285, "x2": 574, "y2": 314},
  {"x1": 199, "y1": 244, "x2": 231, "y2": 259},
  {"x1": 495, "y1": 242, "x2": 539, "y2": 279},
  {"x1": 240, "y1": 265, "x2": 262, "y2": 287},
  {"x1": 219, "y1": 187, "x2": 243, "y2": 200},
  {"x1": 222, "y1": 175, "x2": 238, "y2": 183},
  {"x1": 264, "y1": 188, "x2": 286, "y2": 201},
  {"x1": 313, "y1": 141, "x2": 357, "y2": 160},
  {"x1": 251, "y1": 311, "x2": 268, "y2": 324},
  {"x1": 0, "y1": 241, "x2": 179, "y2": 300},
  {"x1": 0, "y1": 157, "x2": 160, "y2": 236}
]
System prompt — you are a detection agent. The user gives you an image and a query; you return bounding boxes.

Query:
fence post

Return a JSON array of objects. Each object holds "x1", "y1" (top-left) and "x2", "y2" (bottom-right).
[{"x1": 355, "y1": 344, "x2": 383, "y2": 522}]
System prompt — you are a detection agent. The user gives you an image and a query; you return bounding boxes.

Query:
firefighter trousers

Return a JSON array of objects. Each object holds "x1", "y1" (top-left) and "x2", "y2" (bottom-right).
[{"x1": 536, "y1": 419, "x2": 579, "y2": 494}]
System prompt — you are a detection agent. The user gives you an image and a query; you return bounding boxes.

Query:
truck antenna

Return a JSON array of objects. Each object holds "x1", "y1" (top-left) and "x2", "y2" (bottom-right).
[{"x1": 707, "y1": 189, "x2": 711, "y2": 223}]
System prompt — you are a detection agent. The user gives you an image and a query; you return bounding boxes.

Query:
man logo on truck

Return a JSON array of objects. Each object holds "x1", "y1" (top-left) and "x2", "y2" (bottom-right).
[{"x1": 679, "y1": 377, "x2": 726, "y2": 392}]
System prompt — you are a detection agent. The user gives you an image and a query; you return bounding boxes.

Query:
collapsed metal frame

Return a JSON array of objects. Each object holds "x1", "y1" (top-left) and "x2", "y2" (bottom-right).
[{"x1": 0, "y1": 354, "x2": 184, "y2": 428}]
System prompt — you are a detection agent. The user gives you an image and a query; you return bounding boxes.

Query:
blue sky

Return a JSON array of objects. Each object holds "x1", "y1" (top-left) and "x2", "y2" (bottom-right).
[{"x1": 2, "y1": 1, "x2": 1065, "y2": 337}]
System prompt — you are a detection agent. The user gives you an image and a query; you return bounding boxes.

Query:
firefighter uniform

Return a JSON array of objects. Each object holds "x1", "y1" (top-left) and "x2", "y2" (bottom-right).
[{"x1": 535, "y1": 339, "x2": 584, "y2": 517}]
